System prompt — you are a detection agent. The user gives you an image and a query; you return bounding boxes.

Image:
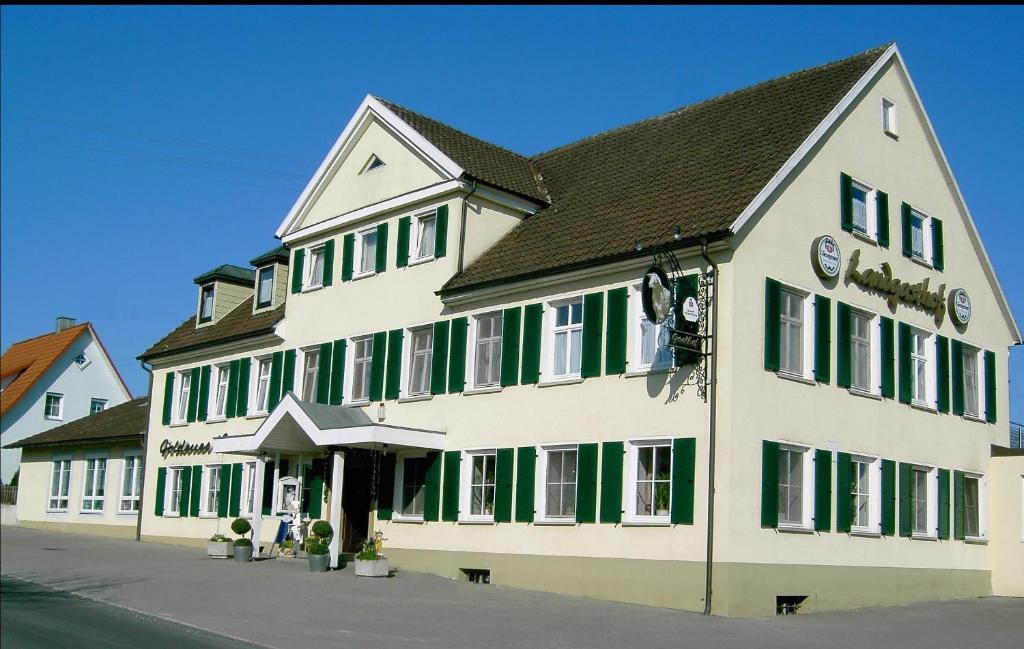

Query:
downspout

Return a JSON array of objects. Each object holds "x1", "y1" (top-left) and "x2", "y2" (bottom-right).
[
  {"x1": 457, "y1": 180, "x2": 478, "y2": 275},
  {"x1": 700, "y1": 239, "x2": 720, "y2": 616},
  {"x1": 135, "y1": 360, "x2": 154, "y2": 542}
]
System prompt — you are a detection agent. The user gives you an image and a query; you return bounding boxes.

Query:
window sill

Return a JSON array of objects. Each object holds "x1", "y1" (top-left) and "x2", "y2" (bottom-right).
[
  {"x1": 407, "y1": 255, "x2": 435, "y2": 267},
  {"x1": 463, "y1": 385, "x2": 502, "y2": 396},
  {"x1": 458, "y1": 518, "x2": 495, "y2": 525},
  {"x1": 962, "y1": 413, "x2": 985, "y2": 423},
  {"x1": 255, "y1": 302, "x2": 273, "y2": 311},
  {"x1": 621, "y1": 519, "x2": 671, "y2": 527},
  {"x1": 910, "y1": 401, "x2": 937, "y2": 414},
  {"x1": 163, "y1": 513, "x2": 181, "y2": 518},
  {"x1": 351, "y1": 271, "x2": 377, "y2": 281},
  {"x1": 910, "y1": 256, "x2": 934, "y2": 271},
  {"x1": 79, "y1": 509, "x2": 104, "y2": 515},
  {"x1": 301, "y1": 284, "x2": 324, "y2": 294},
  {"x1": 964, "y1": 537, "x2": 988, "y2": 545},
  {"x1": 533, "y1": 519, "x2": 576, "y2": 526},
  {"x1": 205, "y1": 417, "x2": 227, "y2": 424},
  {"x1": 46, "y1": 510, "x2": 69, "y2": 515},
  {"x1": 44, "y1": 417, "x2": 64, "y2": 422},
  {"x1": 537, "y1": 376, "x2": 584, "y2": 388},
  {"x1": 199, "y1": 514, "x2": 219, "y2": 520},
  {"x1": 391, "y1": 516, "x2": 425, "y2": 524},
  {"x1": 776, "y1": 524, "x2": 815, "y2": 534},
  {"x1": 776, "y1": 371, "x2": 816, "y2": 386},
  {"x1": 848, "y1": 388, "x2": 882, "y2": 401},
  {"x1": 851, "y1": 230, "x2": 878, "y2": 246},
  {"x1": 168, "y1": 421, "x2": 189, "y2": 428},
  {"x1": 623, "y1": 366, "x2": 673, "y2": 378},
  {"x1": 884, "y1": 130, "x2": 899, "y2": 141},
  {"x1": 911, "y1": 534, "x2": 937, "y2": 541},
  {"x1": 245, "y1": 413, "x2": 269, "y2": 420},
  {"x1": 398, "y1": 394, "x2": 432, "y2": 404},
  {"x1": 346, "y1": 400, "x2": 371, "y2": 408},
  {"x1": 117, "y1": 510, "x2": 138, "y2": 516},
  {"x1": 850, "y1": 529, "x2": 881, "y2": 538}
]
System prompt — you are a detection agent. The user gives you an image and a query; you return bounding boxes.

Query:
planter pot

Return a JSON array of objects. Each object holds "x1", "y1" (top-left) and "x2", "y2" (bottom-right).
[
  {"x1": 656, "y1": 509, "x2": 669, "y2": 517},
  {"x1": 308, "y1": 553, "x2": 331, "y2": 573},
  {"x1": 233, "y1": 544, "x2": 254, "y2": 563},
  {"x1": 354, "y1": 558, "x2": 389, "y2": 578},
  {"x1": 207, "y1": 541, "x2": 234, "y2": 559}
]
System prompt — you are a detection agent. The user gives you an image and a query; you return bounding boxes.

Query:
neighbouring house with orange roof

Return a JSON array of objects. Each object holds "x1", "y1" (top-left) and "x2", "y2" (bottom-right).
[{"x1": 0, "y1": 317, "x2": 132, "y2": 484}]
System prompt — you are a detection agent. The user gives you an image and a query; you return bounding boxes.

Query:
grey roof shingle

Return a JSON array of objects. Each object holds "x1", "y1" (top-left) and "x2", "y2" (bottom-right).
[
  {"x1": 193, "y1": 264, "x2": 256, "y2": 286},
  {"x1": 5, "y1": 397, "x2": 147, "y2": 449}
]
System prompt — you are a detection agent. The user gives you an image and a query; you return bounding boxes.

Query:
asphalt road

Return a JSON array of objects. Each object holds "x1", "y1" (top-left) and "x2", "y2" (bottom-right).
[{"x1": 1, "y1": 576, "x2": 260, "y2": 649}]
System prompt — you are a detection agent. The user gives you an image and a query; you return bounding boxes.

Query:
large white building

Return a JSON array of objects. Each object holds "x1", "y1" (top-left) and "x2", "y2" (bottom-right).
[{"x1": 91, "y1": 44, "x2": 1024, "y2": 616}]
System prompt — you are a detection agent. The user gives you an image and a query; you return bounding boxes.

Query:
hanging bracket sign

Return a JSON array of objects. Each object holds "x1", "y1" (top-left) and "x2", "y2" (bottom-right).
[{"x1": 641, "y1": 266, "x2": 673, "y2": 325}]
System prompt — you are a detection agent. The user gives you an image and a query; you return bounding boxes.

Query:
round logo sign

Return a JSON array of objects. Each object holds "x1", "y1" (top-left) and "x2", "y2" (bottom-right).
[
  {"x1": 948, "y1": 288, "x2": 972, "y2": 326},
  {"x1": 682, "y1": 296, "x2": 700, "y2": 323},
  {"x1": 641, "y1": 266, "x2": 673, "y2": 325},
  {"x1": 811, "y1": 235, "x2": 842, "y2": 279}
]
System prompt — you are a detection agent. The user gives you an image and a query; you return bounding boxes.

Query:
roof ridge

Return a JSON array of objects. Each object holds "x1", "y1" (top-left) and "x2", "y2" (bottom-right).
[
  {"x1": 1, "y1": 322, "x2": 89, "y2": 353},
  {"x1": 532, "y1": 43, "x2": 892, "y2": 161}
]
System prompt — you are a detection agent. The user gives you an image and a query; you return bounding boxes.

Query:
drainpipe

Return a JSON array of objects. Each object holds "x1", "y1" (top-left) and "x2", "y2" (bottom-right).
[
  {"x1": 135, "y1": 360, "x2": 154, "y2": 542},
  {"x1": 457, "y1": 180, "x2": 478, "y2": 275},
  {"x1": 700, "y1": 239, "x2": 720, "y2": 616}
]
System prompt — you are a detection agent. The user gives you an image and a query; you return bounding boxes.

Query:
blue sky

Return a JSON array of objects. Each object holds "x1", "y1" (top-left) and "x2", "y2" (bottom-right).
[{"x1": 2, "y1": 6, "x2": 1022, "y2": 421}]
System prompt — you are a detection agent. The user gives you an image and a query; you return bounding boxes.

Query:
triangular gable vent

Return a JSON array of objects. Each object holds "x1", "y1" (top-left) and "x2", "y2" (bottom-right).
[{"x1": 361, "y1": 154, "x2": 386, "y2": 173}]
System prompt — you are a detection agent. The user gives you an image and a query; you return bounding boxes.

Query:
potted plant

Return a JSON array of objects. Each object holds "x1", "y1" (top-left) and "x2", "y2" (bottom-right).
[
  {"x1": 306, "y1": 520, "x2": 333, "y2": 573},
  {"x1": 354, "y1": 531, "x2": 388, "y2": 578},
  {"x1": 231, "y1": 517, "x2": 254, "y2": 563},
  {"x1": 207, "y1": 533, "x2": 234, "y2": 559},
  {"x1": 655, "y1": 481, "x2": 670, "y2": 517}
]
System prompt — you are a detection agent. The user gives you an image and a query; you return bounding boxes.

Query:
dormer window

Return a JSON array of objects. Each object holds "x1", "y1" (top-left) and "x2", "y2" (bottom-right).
[
  {"x1": 256, "y1": 266, "x2": 274, "y2": 308},
  {"x1": 199, "y1": 284, "x2": 215, "y2": 323},
  {"x1": 361, "y1": 154, "x2": 385, "y2": 173}
]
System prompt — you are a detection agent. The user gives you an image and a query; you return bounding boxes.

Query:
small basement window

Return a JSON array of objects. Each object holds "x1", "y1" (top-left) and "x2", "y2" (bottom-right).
[
  {"x1": 776, "y1": 595, "x2": 808, "y2": 615},
  {"x1": 461, "y1": 568, "x2": 490, "y2": 584}
]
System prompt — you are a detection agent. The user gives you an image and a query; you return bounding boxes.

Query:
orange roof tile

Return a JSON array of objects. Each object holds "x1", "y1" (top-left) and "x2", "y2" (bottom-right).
[{"x1": 0, "y1": 323, "x2": 90, "y2": 416}]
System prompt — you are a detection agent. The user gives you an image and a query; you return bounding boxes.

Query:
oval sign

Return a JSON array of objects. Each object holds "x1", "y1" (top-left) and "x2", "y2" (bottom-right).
[
  {"x1": 948, "y1": 288, "x2": 972, "y2": 326},
  {"x1": 641, "y1": 266, "x2": 673, "y2": 325},
  {"x1": 811, "y1": 235, "x2": 842, "y2": 279},
  {"x1": 682, "y1": 296, "x2": 700, "y2": 323}
]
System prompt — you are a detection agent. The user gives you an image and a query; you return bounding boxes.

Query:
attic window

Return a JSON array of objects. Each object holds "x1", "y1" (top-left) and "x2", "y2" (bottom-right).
[
  {"x1": 74, "y1": 353, "x2": 91, "y2": 369},
  {"x1": 199, "y1": 284, "x2": 215, "y2": 323},
  {"x1": 882, "y1": 97, "x2": 898, "y2": 137},
  {"x1": 361, "y1": 155, "x2": 386, "y2": 174}
]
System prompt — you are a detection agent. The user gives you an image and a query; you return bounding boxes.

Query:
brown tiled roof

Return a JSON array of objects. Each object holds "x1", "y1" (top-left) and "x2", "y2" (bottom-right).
[
  {"x1": 376, "y1": 97, "x2": 549, "y2": 203},
  {"x1": 139, "y1": 297, "x2": 284, "y2": 361},
  {"x1": 5, "y1": 397, "x2": 148, "y2": 449},
  {"x1": 431, "y1": 45, "x2": 889, "y2": 292},
  {"x1": 1, "y1": 324, "x2": 91, "y2": 416}
]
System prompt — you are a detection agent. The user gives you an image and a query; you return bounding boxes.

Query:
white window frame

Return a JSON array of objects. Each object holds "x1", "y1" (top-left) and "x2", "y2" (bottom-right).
[
  {"x1": 354, "y1": 226, "x2": 379, "y2": 279},
  {"x1": 165, "y1": 466, "x2": 185, "y2": 517},
  {"x1": 48, "y1": 455, "x2": 72, "y2": 512},
  {"x1": 198, "y1": 283, "x2": 215, "y2": 322},
  {"x1": 544, "y1": 296, "x2": 585, "y2": 381},
  {"x1": 849, "y1": 454, "x2": 881, "y2": 535},
  {"x1": 629, "y1": 284, "x2": 673, "y2": 373},
  {"x1": 256, "y1": 265, "x2": 275, "y2": 308},
  {"x1": 209, "y1": 363, "x2": 231, "y2": 421},
  {"x1": 469, "y1": 311, "x2": 503, "y2": 390},
  {"x1": 199, "y1": 464, "x2": 221, "y2": 517},
  {"x1": 962, "y1": 471, "x2": 987, "y2": 541},
  {"x1": 44, "y1": 392, "x2": 64, "y2": 421},
  {"x1": 776, "y1": 442, "x2": 814, "y2": 531},
  {"x1": 908, "y1": 463, "x2": 937, "y2": 539},
  {"x1": 409, "y1": 209, "x2": 438, "y2": 264},
  {"x1": 251, "y1": 356, "x2": 274, "y2": 415},
  {"x1": 304, "y1": 244, "x2": 327, "y2": 290},
  {"x1": 777, "y1": 284, "x2": 815, "y2": 382},
  {"x1": 622, "y1": 437, "x2": 673, "y2": 524},
  {"x1": 241, "y1": 461, "x2": 258, "y2": 518},
  {"x1": 80, "y1": 453, "x2": 108, "y2": 513},
  {"x1": 405, "y1": 325, "x2": 434, "y2": 398},
  {"x1": 300, "y1": 346, "x2": 320, "y2": 402},
  {"x1": 535, "y1": 443, "x2": 579, "y2": 523},
  {"x1": 909, "y1": 328, "x2": 936, "y2": 409},
  {"x1": 849, "y1": 307, "x2": 881, "y2": 395},
  {"x1": 909, "y1": 207, "x2": 933, "y2": 266},
  {"x1": 882, "y1": 97, "x2": 898, "y2": 137},
  {"x1": 961, "y1": 343, "x2": 983, "y2": 419},
  {"x1": 392, "y1": 450, "x2": 429, "y2": 522},
  {"x1": 349, "y1": 334, "x2": 374, "y2": 404},
  {"x1": 90, "y1": 398, "x2": 107, "y2": 414},
  {"x1": 119, "y1": 452, "x2": 143, "y2": 514},
  {"x1": 173, "y1": 371, "x2": 192, "y2": 423},
  {"x1": 849, "y1": 178, "x2": 877, "y2": 240},
  {"x1": 460, "y1": 448, "x2": 497, "y2": 523}
]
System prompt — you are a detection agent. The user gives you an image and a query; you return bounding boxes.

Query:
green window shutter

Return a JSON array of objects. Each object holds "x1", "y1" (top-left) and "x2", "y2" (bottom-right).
[
  {"x1": 423, "y1": 452, "x2": 441, "y2": 522},
  {"x1": 881, "y1": 459, "x2": 896, "y2": 536},
  {"x1": 448, "y1": 317, "x2": 468, "y2": 394},
  {"x1": 235, "y1": 358, "x2": 251, "y2": 416},
  {"x1": 814, "y1": 295, "x2": 831, "y2": 383},
  {"x1": 520, "y1": 304, "x2": 543, "y2": 384},
  {"x1": 515, "y1": 447, "x2": 536, "y2": 523},
  {"x1": 229, "y1": 463, "x2": 243, "y2": 517},
  {"x1": 341, "y1": 233, "x2": 355, "y2": 282},
  {"x1": 937, "y1": 469, "x2": 950, "y2": 540},
  {"x1": 385, "y1": 329, "x2": 404, "y2": 400},
  {"x1": 154, "y1": 467, "x2": 167, "y2": 516},
  {"x1": 605, "y1": 287, "x2": 628, "y2": 375},
  {"x1": 764, "y1": 278, "x2": 781, "y2": 371},
  {"x1": 670, "y1": 438, "x2": 696, "y2": 525},
  {"x1": 761, "y1": 441, "x2": 779, "y2": 528},
  {"x1": 189, "y1": 466, "x2": 202, "y2": 517},
  {"x1": 396, "y1": 216, "x2": 411, "y2": 268},
  {"x1": 225, "y1": 359, "x2": 240, "y2": 418},
  {"x1": 430, "y1": 321, "x2": 450, "y2": 395},
  {"x1": 898, "y1": 322, "x2": 912, "y2": 404},
  {"x1": 494, "y1": 448, "x2": 514, "y2": 523},
  {"x1": 434, "y1": 204, "x2": 448, "y2": 259},
  {"x1": 375, "y1": 222, "x2": 388, "y2": 274},
  {"x1": 377, "y1": 454, "x2": 396, "y2": 520},
  {"x1": 307, "y1": 459, "x2": 326, "y2": 519},
  {"x1": 836, "y1": 302, "x2": 851, "y2": 388},
  {"x1": 162, "y1": 373, "x2": 174, "y2": 425},
  {"x1": 441, "y1": 450, "x2": 461, "y2": 522},
  {"x1": 898, "y1": 462, "x2": 912, "y2": 537},
  {"x1": 291, "y1": 249, "x2": 305, "y2": 294},
  {"x1": 322, "y1": 239, "x2": 335, "y2": 287},
  {"x1": 179, "y1": 465, "x2": 192, "y2": 518},
  {"x1": 953, "y1": 471, "x2": 966, "y2": 540},
  {"x1": 835, "y1": 452, "x2": 853, "y2": 533},
  {"x1": 984, "y1": 350, "x2": 997, "y2": 423},
  {"x1": 261, "y1": 462, "x2": 274, "y2": 516},
  {"x1": 369, "y1": 331, "x2": 387, "y2": 402},
  {"x1": 931, "y1": 217, "x2": 944, "y2": 271},
  {"x1": 315, "y1": 342, "x2": 333, "y2": 404},
  {"x1": 575, "y1": 443, "x2": 598, "y2": 524},
  {"x1": 951, "y1": 339, "x2": 965, "y2": 415},
  {"x1": 901, "y1": 202, "x2": 913, "y2": 258},
  {"x1": 217, "y1": 464, "x2": 230, "y2": 517},
  {"x1": 282, "y1": 349, "x2": 296, "y2": 396},
  {"x1": 329, "y1": 340, "x2": 346, "y2": 405},
  {"x1": 840, "y1": 172, "x2": 853, "y2": 232},
  {"x1": 936, "y1": 336, "x2": 950, "y2": 413},
  {"x1": 197, "y1": 365, "x2": 212, "y2": 422},
  {"x1": 268, "y1": 351, "x2": 283, "y2": 410},
  {"x1": 814, "y1": 449, "x2": 831, "y2": 532},
  {"x1": 876, "y1": 189, "x2": 890, "y2": 247},
  {"x1": 186, "y1": 367, "x2": 201, "y2": 422},
  {"x1": 880, "y1": 317, "x2": 895, "y2": 399},
  {"x1": 500, "y1": 307, "x2": 522, "y2": 387},
  {"x1": 599, "y1": 441, "x2": 624, "y2": 523},
  {"x1": 581, "y1": 292, "x2": 604, "y2": 378}
]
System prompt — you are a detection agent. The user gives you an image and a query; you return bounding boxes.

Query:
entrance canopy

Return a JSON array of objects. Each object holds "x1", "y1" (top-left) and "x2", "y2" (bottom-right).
[{"x1": 211, "y1": 393, "x2": 445, "y2": 456}]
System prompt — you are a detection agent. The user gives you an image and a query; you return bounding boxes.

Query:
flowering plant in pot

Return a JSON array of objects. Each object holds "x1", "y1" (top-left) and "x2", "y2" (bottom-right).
[
  {"x1": 231, "y1": 518, "x2": 254, "y2": 563},
  {"x1": 354, "y1": 531, "x2": 388, "y2": 578},
  {"x1": 207, "y1": 533, "x2": 233, "y2": 559},
  {"x1": 305, "y1": 520, "x2": 333, "y2": 573}
]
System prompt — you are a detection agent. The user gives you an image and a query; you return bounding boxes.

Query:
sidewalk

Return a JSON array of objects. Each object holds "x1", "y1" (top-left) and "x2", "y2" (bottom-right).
[{"x1": 1, "y1": 526, "x2": 1021, "y2": 649}]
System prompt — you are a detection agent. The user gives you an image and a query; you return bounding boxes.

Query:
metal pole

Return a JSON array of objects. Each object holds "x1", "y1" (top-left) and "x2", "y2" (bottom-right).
[{"x1": 700, "y1": 239, "x2": 720, "y2": 616}]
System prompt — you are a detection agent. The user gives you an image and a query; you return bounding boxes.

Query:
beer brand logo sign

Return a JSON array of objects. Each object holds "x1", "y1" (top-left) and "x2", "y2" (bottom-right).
[
  {"x1": 845, "y1": 249, "x2": 947, "y2": 326},
  {"x1": 811, "y1": 235, "x2": 842, "y2": 279},
  {"x1": 160, "y1": 439, "x2": 212, "y2": 458},
  {"x1": 949, "y1": 288, "x2": 972, "y2": 325}
]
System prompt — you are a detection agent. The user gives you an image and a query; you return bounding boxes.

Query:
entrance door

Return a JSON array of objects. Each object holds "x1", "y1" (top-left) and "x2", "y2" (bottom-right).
[{"x1": 341, "y1": 450, "x2": 372, "y2": 553}]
